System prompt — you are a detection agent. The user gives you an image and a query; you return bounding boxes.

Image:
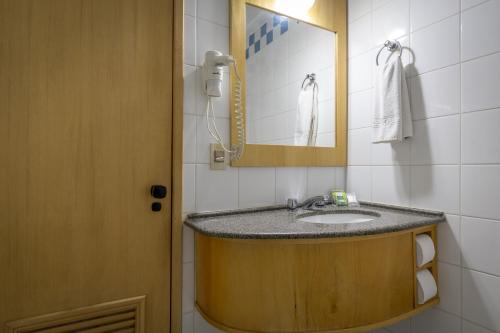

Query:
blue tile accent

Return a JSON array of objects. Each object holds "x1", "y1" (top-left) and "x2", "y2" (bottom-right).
[
  {"x1": 260, "y1": 23, "x2": 267, "y2": 37},
  {"x1": 273, "y1": 15, "x2": 281, "y2": 27},
  {"x1": 254, "y1": 40, "x2": 261, "y2": 53},
  {"x1": 266, "y1": 30, "x2": 273, "y2": 45},
  {"x1": 246, "y1": 48, "x2": 250, "y2": 59},
  {"x1": 249, "y1": 33, "x2": 255, "y2": 46},
  {"x1": 280, "y1": 19, "x2": 288, "y2": 34}
]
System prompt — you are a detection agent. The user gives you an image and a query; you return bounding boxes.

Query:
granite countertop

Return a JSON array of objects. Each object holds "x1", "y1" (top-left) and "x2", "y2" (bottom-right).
[{"x1": 184, "y1": 202, "x2": 445, "y2": 239}]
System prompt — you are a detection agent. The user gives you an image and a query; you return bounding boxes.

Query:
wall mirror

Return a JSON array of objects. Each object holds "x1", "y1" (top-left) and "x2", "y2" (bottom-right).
[{"x1": 230, "y1": 0, "x2": 347, "y2": 166}]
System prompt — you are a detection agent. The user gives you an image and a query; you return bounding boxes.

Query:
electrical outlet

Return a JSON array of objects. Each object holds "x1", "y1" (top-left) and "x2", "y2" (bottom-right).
[{"x1": 210, "y1": 143, "x2": 226, "y2": 170}]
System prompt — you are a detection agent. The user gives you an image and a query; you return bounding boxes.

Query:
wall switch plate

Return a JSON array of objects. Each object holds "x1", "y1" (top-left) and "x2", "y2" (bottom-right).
[{"x1": 210, "y1": 143, "x2": 226, "y2": 170}]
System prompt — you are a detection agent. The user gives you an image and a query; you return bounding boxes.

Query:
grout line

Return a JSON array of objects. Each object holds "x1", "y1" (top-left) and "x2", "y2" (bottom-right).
[
  {"x1": 462, "y1": 317, "x2": 497, "y2": 333},
  {"x1": 461, "y1": 266, "x2": 500, "y2": 280},
  {"x1": 461, "y1": 49, "x2": 500, "y2": 65},
  {"x1": 461, "y1": 215, "x2": 500, "y2": 223},
  {"x1": 348, "y1": 8, "x2": 372, "y2": 25},
  {"x1": 458, "y1": 2, "x2": 464, "y2": 328},
  {"x1": 433, "y1": 307, "x2": 464, "y2": 321},
  {"x1": 410, "y1": 12, "x2": 460, "y2": 35},
  {"x1": 462, "y1": 105, "x2": 500, "y2": 115},
  {"x1": 195, "y1": 16, "x2": 229, "y2": 29},
  {"x1": 406, "y1": 61, "x2": 462, "y2": 79},
  {"x1": 460, "y1": 0, "x2": 494, "y2": 13}
]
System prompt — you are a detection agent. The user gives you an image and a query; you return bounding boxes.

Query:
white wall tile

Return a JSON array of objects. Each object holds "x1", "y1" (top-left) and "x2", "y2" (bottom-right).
[
  {"x1": 462, "y1": 52, "x2": 500, "y2": 113},
  {"x1": 410, "y1": 15, "x2": 459, "y2": 74},
  {"x1": 276, "y1": 168, "x2": 308, "y2": 204},
  {"x1": 410, "y1": 165, "x2": 460, "y2": 214},
  {"x1": 185, "y1": 0, "x2": 196, "y2": 17},
  {"x1": 348, "y1": 0, "x2": 372, "y2": 22},
  {"x1": 238, "y1": 168, "x2": 276, "y2": 208},
  {"x1": 461, "y1": 0, "x2": 490, "y2": 10},
  {"x1": 462, "y1": 108, "x2": 500, "y2": 164},
  {"x1": 182, "y1": 312, "x2": 194, "y2": 333},
  {"x1": 184, "y1": 15, "x2": 196, "y2": 66},
  {"x1": 461, "y1": 0, "x2": 500, "y2": 61},
  {"x1": 182, "y1": 262, "x2": 194, "y2": 313},
  {"x1": 437, "y1": 262, "x2": 462, "y2": 316},
  {"x1": 371, "y1": 141, "x2": 410, "y2": 165},
  {"x1": 184, "y1": 65, "x2": 197, "y2": 114},
  {"x1": 462, "y1": 320, "x2": 496, "y2": 333},
  {"x1": 372, "y1": 0, "x2": 410, "y2": 46},
  {"x1": 462, "y1": 216, "x2": 500, "y2": 276},
  {"x1": 373, "y1": 0, "x2": 392, "y2": 9},
  {"x1": 347, "y1": 166, "x2": 372, "y2": 201},
  {"x1": 196, "y1": 19, "x2": 229, "y2": 66},
  {"x1": 438, "y1": 214, "x2": 461, "y2": 265},
  {"x1": 409, "y1": 65, "x2": 460, "y2": 120},
  {"x1": 182, "y1": 225, "x2": 195, "y2": 263},
  {"x1": 349, "y1": 14, "x2": 372, "y2": 57},
  {"x1": 385, "y1": 319, "x2": 412, "y2": 333},
  {"x1": 183, "y1": 164, "x2": 196, "y2": 213},
  {"x1": 335, "y1": 167, "x2": 347, "y2": 191},
  {"x1": 462, "y1": 165, "x2": 500, "y2": 220},
  {"x1": 372, "y1": 166, "x2": 410, "y2": 205},
  {"x1": 307, "y1": 167, "x2": 337, "y2": 197},
  {"x1": 348, "y1": 127, "x2": 372, "y2": 165},
  {"x1": 410, "y1": 115, "x2": 460, "y2": 165},
  {"x1": 349, "y1": 89, "x2": 373, "y2": 129},
  {"x1": 194, "y1": 310, "x2": 224, "y2": 333},
  {"x1": 184, "y1": 114, "x2": 197, "y2": 164},
  {"x1": 413, "y1": 309, "x2": 461, "y2": 333},
  {"x1": 463, "y1": 269, "x2": 500, "y2": 332},
  {"x1": 195, "y1": 164, "x2": 238, "y2": 212},
  {"x1": 348, "y1": 52, "x2": 373, "y2": 93},
  {"x1": 197, "y1": 0, "x2": 229, "y2": 26},
  {"x1": 410, "y1": 0, "x2": 459, "y2": 32}
]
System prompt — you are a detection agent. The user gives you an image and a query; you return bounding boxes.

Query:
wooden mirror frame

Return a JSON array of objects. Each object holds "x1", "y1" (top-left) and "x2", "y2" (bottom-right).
[{"x1": 229, "y1": 0, "x2": 347, "y2": 167}]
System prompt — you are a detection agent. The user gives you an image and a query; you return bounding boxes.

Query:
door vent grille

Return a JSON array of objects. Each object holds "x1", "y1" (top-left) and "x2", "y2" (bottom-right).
[{"x1": 6, "y1": 296, "x2": 145, "y2": 333}]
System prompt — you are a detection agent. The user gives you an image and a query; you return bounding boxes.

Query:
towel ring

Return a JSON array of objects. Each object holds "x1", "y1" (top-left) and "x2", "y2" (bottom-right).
[
  {"x1": 375, "y1": 40, "x2": 402, "y2": 66},
  {"x1": 301, "y1": 73, "x2": 319, "y2": 95},
  {"x1": 301, "y1": 73, "x2": 316, "y2": 89}
]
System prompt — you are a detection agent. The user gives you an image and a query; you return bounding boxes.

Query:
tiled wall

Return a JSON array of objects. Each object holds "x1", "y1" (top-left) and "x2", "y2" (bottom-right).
[
  {"x1": 245, "y1": 9, "x2": 336, "y2": 146},
  {"x1": 182, "y1": 0, "x2": 345, "y2": 331},
  {"x1": 347, "y1": 0, "x2": 500, "y2": 332}
]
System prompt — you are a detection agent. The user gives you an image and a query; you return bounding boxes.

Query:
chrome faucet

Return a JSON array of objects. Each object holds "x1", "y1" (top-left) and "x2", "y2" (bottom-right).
[{"x1": 287, "y1": 195, "x2": 331, "y2": 210}]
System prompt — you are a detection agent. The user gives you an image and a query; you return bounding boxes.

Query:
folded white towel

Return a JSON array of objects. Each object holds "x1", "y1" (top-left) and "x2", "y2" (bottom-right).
[
  {"x1": 372, "y1": 55, "x2": 413, "y2": 143},
  {"x1": 294, "y1": 84, "x2": 318, "y2": 146}
]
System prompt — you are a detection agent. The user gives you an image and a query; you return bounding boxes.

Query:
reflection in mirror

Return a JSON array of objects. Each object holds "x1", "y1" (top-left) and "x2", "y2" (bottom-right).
[{"x1": 245, "y1": 4, "x2": 336, "y2": 147}]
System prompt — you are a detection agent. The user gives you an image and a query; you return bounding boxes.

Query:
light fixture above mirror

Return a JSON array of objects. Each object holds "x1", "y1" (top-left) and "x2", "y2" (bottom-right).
[{"x1": 275, "y1": 0, "x2": 316, "y2": 18}]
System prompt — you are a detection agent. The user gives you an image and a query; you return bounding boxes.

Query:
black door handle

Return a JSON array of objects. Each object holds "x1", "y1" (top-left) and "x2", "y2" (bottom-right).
[{"x1": 151, "y1": 185, "x2": 167, "y2": 199}]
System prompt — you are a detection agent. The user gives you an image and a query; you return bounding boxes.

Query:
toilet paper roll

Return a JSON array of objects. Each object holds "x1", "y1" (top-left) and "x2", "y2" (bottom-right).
[
  {"x1": 416, "y1": 234, "x2": 435, "y2": 267},
  {"x1": 416, "y1": 269, "x2": 438, "y2": 305}
]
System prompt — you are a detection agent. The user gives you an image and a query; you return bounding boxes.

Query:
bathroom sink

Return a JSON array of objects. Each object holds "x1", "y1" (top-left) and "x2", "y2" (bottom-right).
[{"x1": 297, "y1": 211, "x2": 379, "y2": 224}]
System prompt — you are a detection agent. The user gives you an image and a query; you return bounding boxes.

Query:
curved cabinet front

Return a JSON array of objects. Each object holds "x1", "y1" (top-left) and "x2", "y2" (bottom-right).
[{"x1": 195, "y1": 226, "x2": 438, "y2": 333}]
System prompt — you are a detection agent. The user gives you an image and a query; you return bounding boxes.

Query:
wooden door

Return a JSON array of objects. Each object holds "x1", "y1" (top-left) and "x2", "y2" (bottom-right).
[{"x1": 0, "y1": 0, "x2": 173, "y2": 331}]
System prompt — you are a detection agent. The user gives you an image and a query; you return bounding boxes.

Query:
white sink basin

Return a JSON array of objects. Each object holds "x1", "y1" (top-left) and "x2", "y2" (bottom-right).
[{"x1": 298, "y1": 213, "x2": 377, "y2": 224}]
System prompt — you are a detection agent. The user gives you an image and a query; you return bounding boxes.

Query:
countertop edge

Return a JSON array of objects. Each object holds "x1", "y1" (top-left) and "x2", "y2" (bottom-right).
[{"x1": 184, "y1": 203, "x2": 446, "y2": 240}]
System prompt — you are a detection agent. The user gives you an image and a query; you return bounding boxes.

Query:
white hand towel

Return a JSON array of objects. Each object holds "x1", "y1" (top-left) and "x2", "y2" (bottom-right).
[
  {"x1": 372, "y1": 55, "x2": 413, "y2": 143},
  {"x1": 294, "y1": 84, "x2": 318, "y2": 146}
]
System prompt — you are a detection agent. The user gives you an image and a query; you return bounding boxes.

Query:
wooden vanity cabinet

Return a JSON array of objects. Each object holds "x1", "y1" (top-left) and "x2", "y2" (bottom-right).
[{"x1": 195, "y1": 225, "x2": 438, "y2": 333}]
